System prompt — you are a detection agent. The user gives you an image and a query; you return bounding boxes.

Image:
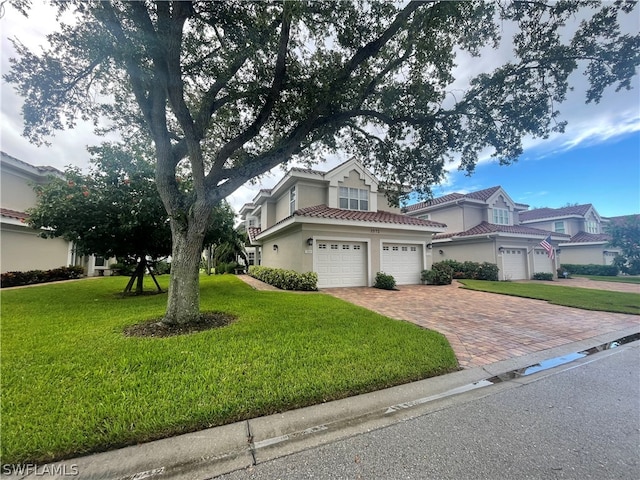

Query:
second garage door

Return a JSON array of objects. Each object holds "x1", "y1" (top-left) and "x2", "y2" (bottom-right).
[
  {"x1": 316, "y1": 241, "x2": 367, "y2": 288},
  {"x1": 381, "y1": 243, "x2": 423, "y2": 285},
  {"x1": 533, "y1": 249, "x2": 554, "y2": 275}
]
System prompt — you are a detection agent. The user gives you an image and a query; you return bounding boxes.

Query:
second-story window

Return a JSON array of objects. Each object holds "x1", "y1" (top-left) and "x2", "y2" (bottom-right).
[
  {"x1": 554, "y1": 221, "x2": 565, "y2": 233},
  {"x1": 492, "y1": 208, "x2": 509, "y2": 225},
  {"x1": 289, "y1": 186, "x2": 296, "y2": 215},
  {"x1": 339, "y1": 187, "x2": 369, "y2": 211},
  {"x1": 586, "y1": 221, "x2": 598, "y2": 233}
]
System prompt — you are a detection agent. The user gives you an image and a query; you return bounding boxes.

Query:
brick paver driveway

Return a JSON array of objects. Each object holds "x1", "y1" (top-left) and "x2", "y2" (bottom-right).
[{"x1": 324, "y1": 280, "x2": 639, "y2": 369}]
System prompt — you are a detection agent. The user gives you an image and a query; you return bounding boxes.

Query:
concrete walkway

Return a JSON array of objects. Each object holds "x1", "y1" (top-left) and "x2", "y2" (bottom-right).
[{"x1": 323, "y1": 280, "x2": 639, "y2": 369}]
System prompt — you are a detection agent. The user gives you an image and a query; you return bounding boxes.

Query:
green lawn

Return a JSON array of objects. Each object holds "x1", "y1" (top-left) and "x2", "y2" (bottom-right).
[
  {"x1": 459, "y1": 280, "x2": 640, "y2": 314},
  {"x1": 0, "y1": 275, "x2": 457, "y2": 465},
  {"x1": 572, "y1": 274, "x2": 640, "y2": 284}
]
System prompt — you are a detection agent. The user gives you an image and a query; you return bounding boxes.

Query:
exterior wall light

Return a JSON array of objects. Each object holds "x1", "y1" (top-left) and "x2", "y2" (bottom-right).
[
  {"x1": 307, "y1": 238, "x2": 314, "y2": 246},
  {"x1": 273, "y1": 245, "x2": 278, "y2": 251},
  {"x1": 426, "y1": 243, "x2": 433, "y2": 249},
  {"x1": 438, "y1": 249, "x2": 444, "y2": 255}
]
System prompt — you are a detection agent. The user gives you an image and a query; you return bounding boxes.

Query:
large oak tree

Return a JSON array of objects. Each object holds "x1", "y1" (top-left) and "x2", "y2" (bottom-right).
[{"x1": 5, "y1": 0, "x2": 639, "y2": 324}]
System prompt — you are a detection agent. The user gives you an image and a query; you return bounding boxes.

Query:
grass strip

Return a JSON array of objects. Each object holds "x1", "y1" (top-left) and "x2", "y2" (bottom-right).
[
  {"x1": 1, "y1": 275, "x2": 457, "y2": 465},
  {"x1": 458, "y1": 280, "x2": 640, "y2": 315},
  {"x1": 572, "y1": 275, "x2": 640, "y2": 284}
]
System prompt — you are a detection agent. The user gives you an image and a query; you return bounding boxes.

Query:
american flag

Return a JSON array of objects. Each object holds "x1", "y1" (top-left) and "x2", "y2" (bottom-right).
[{"x1": 540, "y1": 235, "x2": 554, "y2": 259}]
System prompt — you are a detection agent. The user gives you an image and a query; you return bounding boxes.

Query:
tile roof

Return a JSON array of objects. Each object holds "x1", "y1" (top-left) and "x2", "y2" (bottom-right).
[
  {"x1": 566, "y1": 232, "x2": 611, "y2": 243},
  {"x1": 405, "y1": 186, "x2": 502, "y2": 212},
  {"x1": 247, "y1": 227, "x2": 261, "y2": 244},
  {"x1": 434, "y1": 221, "x2": 571, "y2": 240},
  {"x1": 0, "y1": 208, "x2": 28, "y2": 221},
  {"x1": 519, "y1": 204, "x2": 593, "y2": 222},
  {"x1": 293, "y1": 205, "x2": 447, "y2": 228}
]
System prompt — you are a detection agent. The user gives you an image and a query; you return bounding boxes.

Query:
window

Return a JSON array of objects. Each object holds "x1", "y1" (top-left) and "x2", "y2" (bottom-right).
[
  {"x1": 401, "y1": 246, "x2": 408, "y2": 251},
  {"x1": 339, "y1": 187, "x2": 369, "y2": 211},
  {"x1": 586, "y1": 221, "x2": 598, "y2": 234},
  {"x1": 94, "y1": 256, "x2": 105, "y2": 267},
  {"x1": 330, "y1": 244, "x2": 338, "y2": 250},
  {"x1": 342, "y1": 244, "x2": 350, "y2": 250},
  {"x1": 353, "y1": 245, "x2": 361, "y2": 250},
  {"x1": 248, "y1": 219, "x2": 255, "y2": 227},
  {"x1": 383, "y1": 245, "x2": 389, "y2": 251},
  {"x1": 492, "y1": 208, "x2": 509, "y2": 225},
  {"x1": 247, "y1": 252, "x2": 255, "y2": 265},
  {"x1": 418, "y1": 214, "x2": 431, "y2": 220},
  {"x1": 410, "y1": 246, "x2": 417, "y2": 252},
  {"x1": 318, "y1": 243, "x2": 327, "y2": 249},
  {"x1": 554, "y1": 221, "x2": 565, "y2": 233},
  {"x1": 392, "y1": 246, "x2": 399, "y2": 251},
  {"x1": 289, "y1": 186, "x2": 296, "y2": 215}
]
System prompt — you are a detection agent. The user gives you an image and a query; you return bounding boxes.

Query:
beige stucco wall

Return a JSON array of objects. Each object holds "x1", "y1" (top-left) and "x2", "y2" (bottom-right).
[
  {"x1": 259, "y1": 222, "x2": 434, "y2": 285},
  {"x1": 1, "y1": 225, "x2": 71, "y2": 273},
  {"x1": 261, "y1": 202, "x2": 276, "y2": 229},
  {"x1": 339, "y1": 170, "x2": 368, "y2": 189},
  {"x1": 463, "y1": 204, "x2": 486, "y2": 230},
  {"x1": 377, "y1": 192, "x2": 401, "y2": 213},
  {"x1": 433, "y1": 240, "x2": 498, "y2": 264},
  {"x1": 559, "y1": 245, "x2": 612, "y2": 265},
  {"x1": 297, "y1": 182, "x2": 327, "y2": 209},
  {"x1": 1, "y1": 168, "x2": 41, "y2": 212},
  {"x1": 429, "y1": 206, "x2": 464, "y2": 232}
]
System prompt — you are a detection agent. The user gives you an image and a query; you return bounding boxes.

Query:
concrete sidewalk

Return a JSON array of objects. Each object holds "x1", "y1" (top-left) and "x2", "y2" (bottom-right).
[{"x1": 8, "y1": 326, "x2": 639, "y2": 480}]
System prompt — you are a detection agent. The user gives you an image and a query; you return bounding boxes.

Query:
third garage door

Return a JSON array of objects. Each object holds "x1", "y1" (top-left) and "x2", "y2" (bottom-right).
[{"x1": 381, "y1": 243, "x2": 423, "y2": 285}]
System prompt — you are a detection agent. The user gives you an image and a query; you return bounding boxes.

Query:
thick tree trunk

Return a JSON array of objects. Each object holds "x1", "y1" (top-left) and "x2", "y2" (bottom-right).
[{"x1": 162, "y1": 210, "x2": 209, "y2": 325}]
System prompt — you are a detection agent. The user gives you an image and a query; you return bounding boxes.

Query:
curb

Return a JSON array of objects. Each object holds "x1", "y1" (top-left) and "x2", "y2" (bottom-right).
[{"x1": 10, "y1": 325, "x2": 640, "y2": 480}]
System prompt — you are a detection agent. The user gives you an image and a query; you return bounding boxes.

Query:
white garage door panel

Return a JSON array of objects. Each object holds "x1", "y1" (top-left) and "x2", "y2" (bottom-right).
[
  {"x1": 381, "y1": 243, "x2": 423, "y2": 285},
  {"x1": 502, "y1": 249, "x2": 527, "y2": 280},
  {"x1": 533, "y1": 249, "x2": 554, "y2": 274},
  {"x1": 316, "y1": 241, "x2": 367, "y2": 288}
]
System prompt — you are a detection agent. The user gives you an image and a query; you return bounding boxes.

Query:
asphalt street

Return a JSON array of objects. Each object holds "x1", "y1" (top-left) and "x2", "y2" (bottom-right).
[{"x1": 218, "y1": 342, "x2": 640, "y2": 480}]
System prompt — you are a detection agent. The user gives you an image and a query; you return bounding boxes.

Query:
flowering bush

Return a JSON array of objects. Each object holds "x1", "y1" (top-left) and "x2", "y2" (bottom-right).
[{"x1": 1, "y1": 266, "x2": 84, "y2": 288}]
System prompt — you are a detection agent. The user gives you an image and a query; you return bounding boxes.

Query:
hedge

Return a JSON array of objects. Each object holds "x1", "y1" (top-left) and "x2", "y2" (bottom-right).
[
  {"x1": 374, "y1": 272, "x2": 396, "y2": 290},
  {"x1": 248, "y1": 266, "x2": 318, "y2": 291},
  {"x1": 432, "y1": 260, "x2": 499, "y2": 281},
  {"x1": 561, "y1": 264, "x2": 619, "y2": 276},
  {"x1": 1, "y1": 266, "x2": 85, "y2": 288}
]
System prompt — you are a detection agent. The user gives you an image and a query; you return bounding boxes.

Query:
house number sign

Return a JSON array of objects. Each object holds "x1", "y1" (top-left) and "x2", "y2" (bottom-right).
[{"x1": 370, "y1": 228, "x2": 380, "y2": 234}]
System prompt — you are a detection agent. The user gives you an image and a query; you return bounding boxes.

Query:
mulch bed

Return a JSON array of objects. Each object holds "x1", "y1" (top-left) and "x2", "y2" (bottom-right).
[{"x1": 124, "y1": 311, "x2": 237, "y2": 338}]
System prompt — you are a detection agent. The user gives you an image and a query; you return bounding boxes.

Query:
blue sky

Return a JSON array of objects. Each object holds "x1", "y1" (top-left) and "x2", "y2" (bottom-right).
[{"x1": 425, "y1": 132, "x2": 640, "y2": 218}]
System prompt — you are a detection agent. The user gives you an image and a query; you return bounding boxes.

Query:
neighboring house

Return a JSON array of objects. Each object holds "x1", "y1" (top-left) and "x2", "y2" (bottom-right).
[
  {"x1": 518, "y1": 204, "x2": 620, "y2": 266},
  {"x1": 0, "y1": 151, "x2": 112, "y2": 276},
  {"x1": 405, "y1": 186, "x2": 570, "y2": 280},
  {"x1": 240, "y1": 158, "x2": 447, "y2": 287}
]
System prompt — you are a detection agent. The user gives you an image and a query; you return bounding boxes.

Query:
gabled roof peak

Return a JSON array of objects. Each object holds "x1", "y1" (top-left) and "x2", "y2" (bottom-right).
[{"x1": 405, "y1": 185, "x2": 506, "y2": 212}]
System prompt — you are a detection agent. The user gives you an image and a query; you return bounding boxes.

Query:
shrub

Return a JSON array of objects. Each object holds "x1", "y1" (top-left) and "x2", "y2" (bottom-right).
[
  {"x1": 561, "y1": 264, "x2": 619, "y2": 276},
  {"x1": 374, "y1": 272, "x2": 396, "y2": 290},
  {"x1": 430, "y1": 260, "x2": 498, "y2": 281},
  {"x1": 248, "y1": 266, "x2": 318, "y2": 291},
  {"x1": 532, "y1": 272, "x2": 554, "y2": 281},
  {"x1": 153, "y1": 260, "x2": 171, "y2": 275},
  {"x1": 109, "y1": 262, "x2": 136, "y2": 276},
  {"x1": 475, "y1": 262, "x2": 499, "y2": 281},
  {"x1": 421, "y1": 262, "x2": 453, "y2": 285},
  {"x1": 1, "y1": 266, "x2": 84, "y2": 288}
]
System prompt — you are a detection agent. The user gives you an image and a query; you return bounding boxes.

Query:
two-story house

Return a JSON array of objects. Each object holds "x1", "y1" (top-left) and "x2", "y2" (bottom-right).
[
  {"x1": 405, "y1": 186, "x2": 570, "y2": 280},
  {"x1": 1, "y1": 151, "x2": 112, "y2": 276},
  {"x1": 240, "y1": 158, "x2": 447, "y2": 288},
  {"x1": 519, "y1": 204, "x2": 620, "y2": 266}
]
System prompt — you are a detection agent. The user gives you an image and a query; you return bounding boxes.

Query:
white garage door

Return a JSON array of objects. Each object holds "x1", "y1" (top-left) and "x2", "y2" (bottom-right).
[
  {"x1": 381, "y1": 243, "x2": 423, "y2": 285},
  {"x1": 502, "y1": 248, "x2": 527, "y2": 280},
  {"x1": 316, "y1": 241, "x2": 367, "y2": 288},
  {"x1": 533, "y1": 249, "x2": 554, "y2": 274}
]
